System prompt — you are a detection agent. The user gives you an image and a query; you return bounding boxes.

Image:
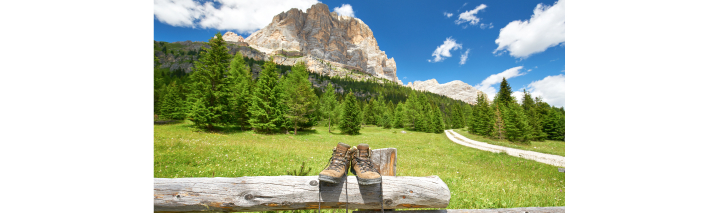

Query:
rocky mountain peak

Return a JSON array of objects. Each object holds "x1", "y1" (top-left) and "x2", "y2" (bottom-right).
[
  {"x1": 408, "y1": 79, "x2": 488, "y2": 105},
  {"x1": 245, "y1": 3, "x2": 399, "y2": 84}
]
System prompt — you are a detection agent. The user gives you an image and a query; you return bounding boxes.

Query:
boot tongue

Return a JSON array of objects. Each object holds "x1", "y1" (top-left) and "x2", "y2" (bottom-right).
[
  {"x1": 357, "y1": 144, "x2": 370, "y2": 158},
  {"x1": 335, "y1": 142, "x2": 351, "y2": 156}
]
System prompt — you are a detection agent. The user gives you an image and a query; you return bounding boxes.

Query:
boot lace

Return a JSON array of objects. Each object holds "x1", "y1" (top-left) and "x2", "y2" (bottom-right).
[
  {"x1": 354, "y1": 149, "x2": 377, "y2": 173},
  {"x1": 325, "y1": 148, "x2": 349, "y2": 172}
]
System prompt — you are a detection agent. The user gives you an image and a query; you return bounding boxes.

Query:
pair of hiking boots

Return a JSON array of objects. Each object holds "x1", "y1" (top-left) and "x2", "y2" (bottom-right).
[{"x1": 319, "y1": 142, "x2": 381, "y2": 185}]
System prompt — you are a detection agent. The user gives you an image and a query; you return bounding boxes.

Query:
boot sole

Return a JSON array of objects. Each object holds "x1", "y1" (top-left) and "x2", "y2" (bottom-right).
[
  {"x1": 351, "y1": 168, "x2": 382, "y2": 185},
  {"x1": 318, "y1": 174, "x2": 342, "y2": 184}
]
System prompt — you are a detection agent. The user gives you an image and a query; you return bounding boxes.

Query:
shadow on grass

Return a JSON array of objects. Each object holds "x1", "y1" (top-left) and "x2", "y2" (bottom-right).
[{"x1": 154, "y1": 120, "x2": 183, "y2": 125}]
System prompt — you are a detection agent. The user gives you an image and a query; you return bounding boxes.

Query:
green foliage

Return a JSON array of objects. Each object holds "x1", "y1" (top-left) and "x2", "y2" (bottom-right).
[
  {"x1": 283, "y1": 62, "x2": 319, "y2": 135},
  {"x1": 521, "y1": 90, "x2": 547, "y2": 141},
  {"x1": 503, "y1": 102, "x2": 531, "y2": 143},
  {"x1": 249, "y1": 57, "x2": 284, "y2": 133},
  {"x1": 494, "y1": 77, "x2": 514, "y2": 108},
  {"x1": 159, "y1": 82, "x2": 185, "y2": 120},
  {"x1": 319, "y1": 83, "x2": 340, "y2": 132},
  {"x1": 226, "y1": 52, "x2": 252, "y2": 129},
  {"x1": 186, "y1": 32, "x2": 232, "y2": 129},
  {"x1": 491, "y1": 103, "x2": 506, "y2": 140},
  {"x1": 450, "y1": 103, "x2": 465, "y2": 129},
  {"x1": 393, "y1": 102, "x2": 405, "y2": 128},
  {"x1": 431, "y1": 105, "x2": 446, "y2": 133},
  {"x1": 382, "y1": 103, "x2": 394, "y2": 129},
  {"x1": 363, "y1": 99, "x2": 376, "y2": 125},
  {"x1": 339, "y1": 89, "x2": 362, "y2": 135}
]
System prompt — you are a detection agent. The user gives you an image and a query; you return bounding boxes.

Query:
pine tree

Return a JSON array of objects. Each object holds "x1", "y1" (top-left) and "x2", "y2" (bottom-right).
[
  {"x1": 226, "y1": 52, "x2": 252, "y2": 129},
  {"x1": 393, "y1": 102, "x2": 405, "y2": 128},
  {"x1": 319, "y1": 83, "x2": 339, "y2": 133},
  {"x1": 503, "y1": 102, "x2": 531, "y2": 143},
  {"x1": 382, "y1": 104, "x2": 394, "y2": 129},
  {"x1": 521, "y1": 90, "x2": 546, "y2": 141},
  {"x1": 477, "y1": 93, "x2": 494, "y2": 137},
  {"x1": 363, "y1": 99, "x2": 375, "y2": 126},
  {"x1": 423, "y1": 101, "x2": 433, "y2": 133},
  {"x1": 494, "y1": 77, "x2": 514, "y2": 108},
  {"x1": 160, "y1": 81, "x2": 185, "y2": 120},
  {"x1": 450, "y1": 103, "x2": 464, "y2": 129},
  {"x1": 186, "y1": 32, "x2": 232, "y2": 129},
  {"x1": 463, "y1": 104, "x2": 473, "y2": 128},
  {"x1": 340, "y1": 90, "x2": 362, "y2": 135},
  {"x1": 375, "y1": 93, "x2": 387, "y2": 127},
  {"x1": 404, "y1": 91, "x2": 419, "y2": 129},
  {"x1": 283, "y1": 62, "x2": 318, "y2": 135},
  {"x1": 432, "y1": 105, "x2": 445, "y2": 133},
  {"x1": 491, "y1": 103, "x2": 506, "y2": 140},
  {"x1": 469, "y1": 95, "x2": 482, "y2": 134},
  {"x1": 248, "y1": 57, "x2": 282, "y2": 133}
]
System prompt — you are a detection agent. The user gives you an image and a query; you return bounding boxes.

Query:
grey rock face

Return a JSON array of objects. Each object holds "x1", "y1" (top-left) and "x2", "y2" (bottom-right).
[
  {"x1": 408, "y1": 79, "x2": 489, "y2": 105},
  {"x1": 244, "y1": 3, "x2": 399, "y2": 84}
]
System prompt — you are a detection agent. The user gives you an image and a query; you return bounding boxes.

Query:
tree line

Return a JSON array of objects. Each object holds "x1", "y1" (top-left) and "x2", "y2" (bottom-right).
[{"x1": 154, "y1": 33, "x2": 564, "y2": 141}]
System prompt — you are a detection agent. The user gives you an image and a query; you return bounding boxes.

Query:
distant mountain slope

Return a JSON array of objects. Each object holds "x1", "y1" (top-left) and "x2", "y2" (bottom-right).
[{"x1": 407, "y1": 79, "x2": 488, "y2": 104}]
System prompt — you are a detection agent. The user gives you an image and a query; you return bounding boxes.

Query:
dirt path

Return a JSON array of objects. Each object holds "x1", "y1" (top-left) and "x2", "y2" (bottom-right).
[{"x1": 444, "y1": 130, "x2": 565, "y2": 167}]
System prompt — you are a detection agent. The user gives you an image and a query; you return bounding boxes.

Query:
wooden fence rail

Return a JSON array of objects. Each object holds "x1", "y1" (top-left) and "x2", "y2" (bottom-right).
[{"x1": 154, "y1": 175, "x2": 450, "y2": 212}]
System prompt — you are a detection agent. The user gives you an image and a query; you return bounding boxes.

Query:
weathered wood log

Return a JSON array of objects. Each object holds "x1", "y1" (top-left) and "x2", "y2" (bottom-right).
[
  {"x1": 355, "y1": 207, "x2": 565, "y2": 213},
  {"x1": 371, "y1": 148, "x2": 397, "y2": 176},
  {"x1": 154, "y1": 176, "x2": 450, "y2": 212}
]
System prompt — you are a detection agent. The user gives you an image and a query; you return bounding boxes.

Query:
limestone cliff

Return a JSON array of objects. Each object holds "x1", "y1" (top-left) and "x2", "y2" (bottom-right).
[
  {"x1": 244, "y1": 3, "x2": 399, "y2": 84},
  {"x1": 408, "y1": 79, "x2": 488, "y2": 105}
]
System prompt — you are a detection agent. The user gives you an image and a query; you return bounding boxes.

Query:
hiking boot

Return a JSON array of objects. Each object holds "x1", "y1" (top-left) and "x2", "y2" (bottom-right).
[
  {"x1": 318, "y1": 142, "x2": 352, "y2": 184},
  {"x1": 350, "y1": 144, "x2": 381, "y2": 185}
]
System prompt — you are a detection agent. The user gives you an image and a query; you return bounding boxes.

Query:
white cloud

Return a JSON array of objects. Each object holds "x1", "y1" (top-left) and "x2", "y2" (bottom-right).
[
  {"x1": 455, "y1": 4, "x2": 487, "y2": 25},
  {"x1": 494, "y1": 0, "x2": 565, "y2": 58},
  {"x1": 474, "y1": 66, "x2": 526, "y2": 100},
  {"x1": 154, "y1": 0, "x2": 319, "y2": 34},
  {"x1": 333, "y1": 4, "x2": 355, "y2": 17},
  {"x1": 444, "y1": 12, "x2": 454, "y2": 18},
  {"x1": 480, "y1": 23, "x2": 494, "y2": 29},
  {"x1": 512, "y1": 91, "x2": 525, "y2": 104},
  {"x1": 430, "y1": 37, "x2": 463, "y2": 62},
  {"x1": 526, "y1": 74, "x2": 565, "y2": 107},
  {"x1": 459, "y1": 49, "x2": 470, "y2": 65}
]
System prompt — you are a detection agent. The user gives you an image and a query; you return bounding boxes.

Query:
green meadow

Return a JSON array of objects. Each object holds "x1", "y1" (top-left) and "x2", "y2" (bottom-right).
[{"x1": 155, "y1": 121, "x2": 565, "y2": 210}]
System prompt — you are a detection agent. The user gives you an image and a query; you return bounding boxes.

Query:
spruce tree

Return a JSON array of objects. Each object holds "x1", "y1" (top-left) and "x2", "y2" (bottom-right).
[
  {"x1": 382, "y1": 104, "x2": 394, "y2": 129},
  {"x1": 375, "y1": 93, "x2": 387, "y2": 127},
  {"x1": 432, "y1": 105, "x2": 445, "y2": 133},
  {"x1": 503, "y1": 102, "x2": 531, "y2": 143},
  {"x1": 160, "y1": 81, "x2": 185, "y2": 120},
  {"x1": 283, "y1": 62, "x2": 318, "y2": 135},
  {"x1": 320, "y1": 83, "x2": 339, "y2": 133},
  {"x1": 521, "y1": 90, "x2": 546, "y2": 141},
  {"x1": 340, "y1": 90, "x2": 362, "y2": 135},
  {"x1": 363, "y1": 100, "x2": 375, "y2": 126},
  {"x1": 186, "y1": 32, "x2": 232, "y2": 129},
  {"x1": 477, "y1": 93, "x2": 494, "y2": 137},
  {"x1": 226, "y1": 52, "x2": 252, "y2": 129},
  {"x1": 494, "y1": 77, "x2": 514, "y2": 108},
  {"x1": 404, "y1": 91, "x2": 419, "y2": 129},
  {"x1": 463, "y1": 104, "x2": 473, "y2": 128},
  {"x1": 423, "y1": 101, "x2": 433, "y2": 133},
  {"x1": 393, "y1": 102, "x2": 405, "y2": 128},
  {"x1": 491, "y1": 103, "x2": 506, "y2": 140},
  {"x1": 450, "y1": 103, "x2": 464, "y2": 129},
  {"x1": 248, "y1": 57, "x2": 282, "y2": 133}
]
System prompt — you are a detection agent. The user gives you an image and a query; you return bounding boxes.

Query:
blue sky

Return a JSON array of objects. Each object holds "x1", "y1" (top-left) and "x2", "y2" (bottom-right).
[{"x1": 154, "y1": 0, "x2": 565, "y2": 107}]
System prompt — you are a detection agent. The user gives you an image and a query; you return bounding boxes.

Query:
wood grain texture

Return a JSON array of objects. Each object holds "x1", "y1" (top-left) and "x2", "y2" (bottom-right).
[
  {"x1": 356, "y1": 207, "x2": 564, "y2": 213},
  {"x1": 371, "y1": 148, "x2": 397, "y2": 176},
  {"x1": 154, "y1": 176, "x2": 450, "y2": 212}
]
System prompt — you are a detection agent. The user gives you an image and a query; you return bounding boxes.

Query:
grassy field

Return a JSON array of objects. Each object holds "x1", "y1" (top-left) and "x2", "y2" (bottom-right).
[
  {"x1": 155, "y1": 121, "x2": 565, "y2": 210},
  {"x1": 452, "y1": 128, "x2": 565, "y2": 157}
]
